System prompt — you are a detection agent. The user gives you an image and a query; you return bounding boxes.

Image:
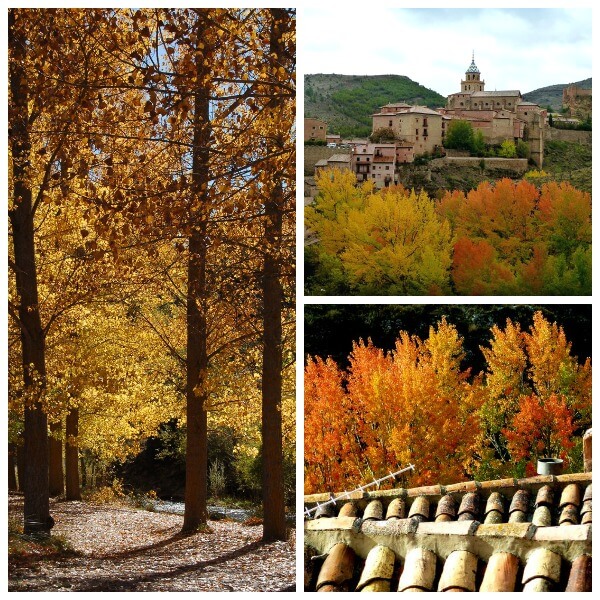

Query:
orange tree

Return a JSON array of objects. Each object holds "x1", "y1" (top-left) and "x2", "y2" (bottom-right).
[
  {"x1": 504, "y1": 393, "x2": 576, "y2": 476},
  {"x1": 304, "y1": 319, "x2": 484, "y2": 494},
  {"x1": 438, "y1": 178, "x2": 591, "y2": 295},
  {"x1": 478, "y1": 311, "x2": 591, "y2": 477}
]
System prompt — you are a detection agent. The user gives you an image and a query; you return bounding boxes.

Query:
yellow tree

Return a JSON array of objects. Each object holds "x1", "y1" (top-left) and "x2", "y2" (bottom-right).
[
  {"x1": 8, "y1": 8, "x2": 150, "y2": 532},
  {"x1": 306, "y1": 172, "x2": 453, "y2": 294},
  {"x1": 94, "y1": 8, "x2": 297, "y2": 533}
]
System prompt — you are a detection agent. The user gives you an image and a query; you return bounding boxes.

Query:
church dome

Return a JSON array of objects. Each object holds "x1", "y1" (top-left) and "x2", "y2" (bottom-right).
[{"x1": 466, "y1": 58, "x2": 479, "y2": 74}]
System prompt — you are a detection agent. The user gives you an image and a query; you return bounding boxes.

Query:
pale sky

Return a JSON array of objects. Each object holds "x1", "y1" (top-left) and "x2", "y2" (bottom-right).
[{"x1": 300, "y1": 7, "x2": 593, "y2": 96}]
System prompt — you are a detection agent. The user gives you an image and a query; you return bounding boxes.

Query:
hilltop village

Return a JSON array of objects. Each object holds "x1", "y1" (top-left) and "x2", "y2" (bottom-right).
[{"x1": 305, "y1": 56, "x2": 590, "y2": 189}]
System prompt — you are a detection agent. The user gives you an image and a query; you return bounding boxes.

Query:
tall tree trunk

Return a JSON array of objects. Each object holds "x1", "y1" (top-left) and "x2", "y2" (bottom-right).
[
  {"x1": 9, "y1": 443, "x2": 18, "y2": 491},
  {"x1": 80, "y1": 456, "x2": 87, "y2": 488},
  {"x1": 9, "y1": 9, "x2": 51, "y2": 536},
  {"x1": 49, "y1": 421, "x2": 64, "y2": 496},
  {"x1": 16, "y1": 439, "x2": 26, "y2": 491},
  {"x1": 260, "y1": 8, "x2": 289, "y2": 543},
  {"x1": 65, "y1": 408, "x2": 81, "y2": 500},
  {"x1": 182, "y1": 14, "x2": 211, "y2": 533}
]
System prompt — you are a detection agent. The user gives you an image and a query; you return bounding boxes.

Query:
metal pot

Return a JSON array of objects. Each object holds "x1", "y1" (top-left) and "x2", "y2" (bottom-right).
[{"x1": 537, "y1": 457, "x2": 563, "y2": 475}]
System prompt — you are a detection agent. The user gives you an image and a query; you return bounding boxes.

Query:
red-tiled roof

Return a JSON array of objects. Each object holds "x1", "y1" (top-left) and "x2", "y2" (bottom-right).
[
  {"x1": 471, "y1": 90, "x2": 521, "y2": 97},
  {"x1": 304, "y1": 473, "x2": 592, "y2": 592}
]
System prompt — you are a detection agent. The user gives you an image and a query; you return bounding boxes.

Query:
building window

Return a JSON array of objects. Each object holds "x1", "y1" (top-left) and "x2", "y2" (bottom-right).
[
  {"x1": 385, "y1": 166, "x2": 390, "y2": 170},
  {"x1": 357, "y1": 157, "x2": 360, "y2": 161},
  {"x1": 389, "y1": 120, "x2": 393, "y2": 127},
  {"x1": 423, "y1": 129, "x2": 428, "y2": 137},
  {"x1": 415, "y1": 129, "x2": 418, "y2": 135},
  {"x1": 366, "y1": 157, "x2": 370, "y2": 161},
  {"x1": 423, "y1": 118, "x2": 428, "y2": 127}
]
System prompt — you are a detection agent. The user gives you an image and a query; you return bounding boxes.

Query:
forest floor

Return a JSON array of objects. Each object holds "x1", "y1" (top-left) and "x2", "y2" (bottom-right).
[{"x1": 8, "y1": 493, "x2": 295, "y2": 592}]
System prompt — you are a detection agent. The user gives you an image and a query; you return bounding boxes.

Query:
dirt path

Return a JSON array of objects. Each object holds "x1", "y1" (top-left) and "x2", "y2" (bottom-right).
[{"x1": 8, "y1": 494, "x2": 295, "y2": 592}]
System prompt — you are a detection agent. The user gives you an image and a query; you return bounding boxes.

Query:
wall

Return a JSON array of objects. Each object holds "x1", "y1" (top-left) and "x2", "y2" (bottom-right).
[
  {"x1": 546, "y1": 128, "x2": 592, "y2": 144},
  {"x1": 304, "y1": 118, "x2": 327, "y2": 142},
  {"x1": 304, "y1": 146, "x2": 346, "y2": 175},
  {"x1": 430, "y1": 156, "x2": 528, "y2": 172}
]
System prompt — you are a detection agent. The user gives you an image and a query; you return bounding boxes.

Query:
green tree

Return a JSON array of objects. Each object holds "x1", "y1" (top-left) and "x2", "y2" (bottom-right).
[
  {"x1": 443, "y1": 120, "x2": 475, "y2": 152},
  {"x1": 473, "y1": 130, "x2": 486, "y2": 155},
  {"x1": 516, "y1": 140, "x2": 530, "y2": 159},
  {"x1": 498, "y1": 140, "x2": 517, "y2": 158}
]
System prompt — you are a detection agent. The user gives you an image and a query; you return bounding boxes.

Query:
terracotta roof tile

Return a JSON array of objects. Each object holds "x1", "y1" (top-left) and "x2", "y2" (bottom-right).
[
  {"x1": 471, "y1": 90, "x2": 521, "y2": 97},
  {"x1": 304, "y1": 473, "x2": 592, "y2": 592}
]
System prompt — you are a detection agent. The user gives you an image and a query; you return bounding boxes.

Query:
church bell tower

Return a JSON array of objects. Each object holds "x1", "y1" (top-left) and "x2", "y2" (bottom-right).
[{"x1": 461, "y1": 52, "x2": 485, "y2": 93}]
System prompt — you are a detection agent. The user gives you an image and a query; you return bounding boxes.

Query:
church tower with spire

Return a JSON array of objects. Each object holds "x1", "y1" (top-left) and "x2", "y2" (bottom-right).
[{"x1": 461, "y1": 52, "x2": 485, "y2": 93}]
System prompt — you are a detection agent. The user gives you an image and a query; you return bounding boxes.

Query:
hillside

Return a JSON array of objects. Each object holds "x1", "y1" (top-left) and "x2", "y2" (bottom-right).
[
  {"x1": 305, "y1": 74, "x2": 446, "y2": 138},
  {"x1": 523, "y1": 77, "x2": 592, "y2": 112}
]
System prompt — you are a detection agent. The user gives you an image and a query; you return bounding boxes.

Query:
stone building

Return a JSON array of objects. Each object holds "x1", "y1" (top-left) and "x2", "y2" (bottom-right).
[
  {"x1": 444, "y1": 54, "x2": 547, "y2": 166},
  {"x1": 314, "y1": 153, "x2": 351, "y2": 177},
  {"x1": 371, "y1": 103, "x2": 444, "y2": 155},
  {"x1": 349, "y1": 142, "x2": 418, "y2": 188},
  {"x1": 562, "y1": 84, "x2": 592, "y2": 120},
  {"x1": 305, "y1": 117, "x2": 327, "y2": 142}
]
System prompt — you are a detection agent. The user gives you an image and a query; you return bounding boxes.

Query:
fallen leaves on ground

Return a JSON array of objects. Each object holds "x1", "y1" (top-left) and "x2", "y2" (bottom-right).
[{"x1": 8, "y1": 493, "x2": 295, "y2": 592}]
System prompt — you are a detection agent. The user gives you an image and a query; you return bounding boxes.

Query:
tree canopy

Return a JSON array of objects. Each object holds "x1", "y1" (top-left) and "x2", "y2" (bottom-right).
[
  {"x1": 8, "y1": 7, "x2": 295, "y2": 541},
  {"x1": 306, "y1": 173, "x2": 591, "y2": 296},
  {"x1": 305, "y1": 310, "x2": 591, "y2": 493}
]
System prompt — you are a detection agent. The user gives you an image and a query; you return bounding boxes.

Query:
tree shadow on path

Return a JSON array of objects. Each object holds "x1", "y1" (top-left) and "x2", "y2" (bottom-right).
[{"x1": 71, "y1": 538, "x2": 269, "y2": 591}]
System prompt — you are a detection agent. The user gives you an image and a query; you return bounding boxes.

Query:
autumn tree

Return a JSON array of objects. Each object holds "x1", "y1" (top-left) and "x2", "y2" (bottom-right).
[
  {"x1": 9, "y1": 6, "x2": 52, "y2": 535},
  {"x1": 438, "y1": 178, "x2": 591, "y2": 295},
  {"x1": 504, "y1": 394, "x2": 576, "y2": 475},
  {"x1": 304, "y1": 319, "x2": 484, "y2": 493},
  {"x1": 8, "y1": 8, "x2": 132, "y2": 532},
  {"x1": 478, "y1": 311, "x2": 591, "y2": 477},
  {"x1": 306, "y1": 171, "x2": 453, "y2": 295},
  {"x1": 90, "y1": 8, "x2": 297, "y2": 532},
  {"x1": 304, "y1": 357, "x2": 356, "y2": 494},
  {"x1": 9, "y1": 8, "x2": 295, "y2": 540},
  {"x1": 8, "y1": 8, "x2": 163, "y2": 529},
  {"x1": 256, "y1": 8, "x2": 296, "y2": 541}
]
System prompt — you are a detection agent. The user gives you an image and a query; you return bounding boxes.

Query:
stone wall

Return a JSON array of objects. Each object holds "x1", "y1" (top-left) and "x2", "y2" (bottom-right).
[
  {"x1": 546, "y1": 128, "x2": 592, "y2": 144},
  {"x1": 304, "y1": 146, "x2": 347, "y2": 175},
  {"x1": 430, "y1": 156, "x2": 528, "y2": 172}
]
